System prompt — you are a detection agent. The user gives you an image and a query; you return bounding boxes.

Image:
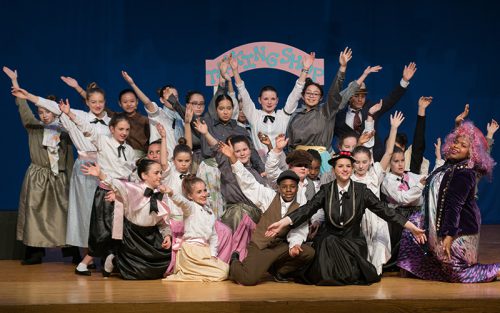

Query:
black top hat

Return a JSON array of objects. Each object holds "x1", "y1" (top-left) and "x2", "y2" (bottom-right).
[
  {"x1": 328, "y1": 150, "x2": 356, "y2": 166},
  {"x1": 277, "y1": 170, "x2": 300, "y2": 185}
]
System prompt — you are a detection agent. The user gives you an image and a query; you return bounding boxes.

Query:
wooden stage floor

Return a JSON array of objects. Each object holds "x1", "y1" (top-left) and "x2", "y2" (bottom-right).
[{"x1": 1, "y1": 225, "x2": 499, "y2": 313}]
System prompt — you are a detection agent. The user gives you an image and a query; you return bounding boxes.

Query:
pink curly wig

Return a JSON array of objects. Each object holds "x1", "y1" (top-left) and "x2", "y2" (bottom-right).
[{"x1": 442, "y1": 121, "x2": 495, "y2": 177}]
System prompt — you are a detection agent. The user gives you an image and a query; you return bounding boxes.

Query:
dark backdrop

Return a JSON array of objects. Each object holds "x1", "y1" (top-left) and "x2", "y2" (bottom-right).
[{"x1": 1, "y1": 0, "x2": 499, "y2": 222}]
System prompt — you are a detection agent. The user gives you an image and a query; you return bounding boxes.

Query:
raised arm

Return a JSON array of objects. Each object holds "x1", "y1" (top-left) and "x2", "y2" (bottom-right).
[
  {"x1": 486, "y1": 119, "x2": 498, "y2": 153},
  {"x1": 454, "y1": 104, "x2": 469, "y2": 128},
  {"x1": 265, "y1": 134, "x2": 289, "y2": 185},
  {"x1": 61, "y1": 76, "x2": 86, "y2": 100},
  {"x1": 232, "y1": 54, "x2": 259, "y2": 124},
  {"x1": 193, "y1": 118, "x2": 218, "y2": 147},
  {"x1": 282, "y1": 52, "x2": 316, "y2": 115},
  {"x1": 324, "y1": 47, "x2": 351, "y2": 118},
  {"x1": 339, "y1": 65, "x2": 383, "y2": 109},
  {"x1": 3, "y1": 66, "x2": 19, "y2": 88},
  {"x1": 59, "y1": 98, "x2": 99, "y2": 146},
  {"x1": 375, "y1": 62, "x2": 417, "y2": 118},
  {"x1": 183, "y1": 104, "x2": 194, "y2": 149},
  {"x1": 409, "y1": 96, "x2": 432, "y2": 173},
  {"x1": 380, "y1": 111, "x2": 405, "y2": 170},
  {"x1": 121, "y1": 71, "x2": 156, "y2": 112},
  {"x1": 156, "y1": 124, "x2": 169, "y2": 171}
]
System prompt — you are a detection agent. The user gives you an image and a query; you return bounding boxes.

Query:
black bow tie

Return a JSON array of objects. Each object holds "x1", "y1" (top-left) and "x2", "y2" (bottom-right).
[
  {"x1": 263, "y1": 115, "x2": 275, "y2": 123},
  {"x1": 90, "y1": 118, "x2": 107, "y2": 125},
  {"x1": 179, "y1": 173, "x2": 188, "y2": 179},
  {"x1": 117, "y1": 144, "x2": 127, "y2": 161},
  {"x1": 144, "y1": 187, "x2": 164, "y2": 214}
]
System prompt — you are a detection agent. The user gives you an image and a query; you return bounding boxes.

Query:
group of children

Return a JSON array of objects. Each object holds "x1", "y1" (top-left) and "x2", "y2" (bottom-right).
[{"x1": 5, "y1": 46, "x2": 500, "y2": 285}]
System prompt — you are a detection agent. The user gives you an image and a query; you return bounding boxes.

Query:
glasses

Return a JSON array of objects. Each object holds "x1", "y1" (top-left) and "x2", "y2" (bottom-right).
[
  {"x1": 305, "y1": 92, "x2": 321, "y2": 98},
  {"x1": 189, "y1": 101, "x2": 205, "y2": 107}
]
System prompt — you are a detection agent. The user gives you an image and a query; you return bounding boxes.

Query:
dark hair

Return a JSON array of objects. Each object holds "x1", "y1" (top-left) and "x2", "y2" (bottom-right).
[
  {"x1": 109, "y1": 112, "x2": 130, "y2": 128},
  {"x1": 184, "y1": 90, "x2": 204, "y2": 104},
  {"x1": 86, "y1": 82, "x2": 106, "y2": 101},
  {"x1": 173, "y1": 142, "x2": 192, "y2": 159},
  {"x1": 338, "y1": 131, "x2": 359, "y2": 147},
  {"x1": 118, "y1": 88, "x2": 138, "y2": 103},
  {"x1": 392, "y1": 146, "x2": 405, "y2": 155},
  {"x1": 301, "y1": 78, "x2": 324, "y2": 97},
  {"x1": 352, "y1": 146, "x2": 372, "y2": 159},
  {"x1": 259, "y1": 85, "x2": 278, "y2": 98},
  {"x1": 181, "y1": 175, "x2": 205, "y2": 197},
  {"x1": 384, "y1": 133, "x2": 408, "y2": 149},
  {"x1": 157, "y1": 84, "x2": 177, "y2": 98},
  {"x1": 148, "y1": 139, "x2": 162, "y2": 146},
  {"x1": 47, "y1": 95, "x2": 57, "y2": 101},
  {"x1": 135, "y1": 158, "x2": 160, "y2": 181},
  {"x1": 307, "y1": 149, "x2": 322, "y2": 163},
  {"x1": 227, "y1": 135, "x2": 250, "y2": 147},
  {"x1": 215, "y1": 94, "x2": 234, "y2": 109}
]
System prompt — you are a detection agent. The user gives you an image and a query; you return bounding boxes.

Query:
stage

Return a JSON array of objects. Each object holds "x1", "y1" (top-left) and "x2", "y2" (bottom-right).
[{"x1": 1, "y1": 226, "x2": 499, "y2": 313}]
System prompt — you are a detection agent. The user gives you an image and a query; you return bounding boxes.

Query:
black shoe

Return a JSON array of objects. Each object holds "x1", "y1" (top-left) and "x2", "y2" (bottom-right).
[
  {"x1": 87, "y1": 263, "x2": 97, "y2": 270},
  {"x1": 102, "y1": 269, "x2": 111, "y2": 277},
  {"x1": 273, "y1": 272, "x2": 290, "y2": 283},
  {"x1": 75, "y1": 268, "x2": 91, "y2": 276},
  {"x1": 230, "y1": 251, "x2": 240, "y2": 265},
  {"x1": 21, "y1": 257, "x2": 42, "y2": 265}
]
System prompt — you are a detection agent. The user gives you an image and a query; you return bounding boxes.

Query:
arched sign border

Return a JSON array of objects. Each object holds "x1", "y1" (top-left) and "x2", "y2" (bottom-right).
[{"x1": 205, "y1": 41, "x2": 324, "y2": 86}]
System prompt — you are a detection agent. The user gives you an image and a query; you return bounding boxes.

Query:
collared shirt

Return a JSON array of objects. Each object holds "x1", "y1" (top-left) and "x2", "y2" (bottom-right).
[
  {"x1": 381, "y1": 171, "x2": 424, "y2": 208},
  {"x1": 337, "y1": 181, "x2": 350, "y2": 216},
  {"x1": 73, "y1": 114, "x2": 136, "y2": 180},
  {"x1": 37, "y1": 97, "x2": 110, "y2": 154},
  {"x1": 170, "y1": 194, "x2": 218, "y2": 257},
  {"x1": 146, "y1": 101, "x2": 181, "y2": 159},
  {"x1": 231, "y1": 160, "x2": 308, "y2": 248},
  {"x1": 236, "y1": 79, "x2": 303, "y2": 159}
]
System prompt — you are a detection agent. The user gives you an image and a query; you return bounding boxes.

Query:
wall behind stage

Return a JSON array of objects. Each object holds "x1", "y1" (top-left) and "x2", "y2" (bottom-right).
[{"x1": 1, "y1": 1, "x2": 499, "y2": 222}]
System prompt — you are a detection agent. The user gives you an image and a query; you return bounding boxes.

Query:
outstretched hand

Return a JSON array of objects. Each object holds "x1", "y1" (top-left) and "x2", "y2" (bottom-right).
[
  {"x1": 434, "y1": 137, "x2": 442, "y2": 160},
  {"x1": 368, "y1": 99, "x2": 383, "y2": 116},
  {"x1": 358, "y1": 130, "x2": 375, "y2": 146},
  {"x1": 418, "y1": 96, "x2": 433, "y2": 109},
  {"x1": 405, "y1": 221, "x2": 427, "y2": 244},
  {"x1": 390, "y1": 110, "x2": 405, "y2": 128},
  {"x1": 193, "y1": 118, "x2": 208, "y2": 134},
  {"x1": 363, "y1": 65, "x2": 382, "y2": 75},
  {"x1": 11, "y1": 87, "x2": 29, "y2": 99},
  {"x1": 219, "y1": 56, "x2": 231, "y2": 80},
  {"x1": 402, "y1": 62, "x2": 417, "y2": 82},
  {"x1": 121, "y1": 71, "x2": 134, "y2": 85},
  {"x1": 217, "y1": 140, "x2": 235, "y2": 159},
  {"x1": 302, "y1": 52, "x2": 316, "y2": 70},
  {"x1": 3, "y1": 66, "x2": 17, "y2": 80},
  {"x1": 339, "y1": 47, "x2": 353, "y2": 67},
  {"x1": 59, "y1": 99, "x2": 71, "y2": 115},
  {"x1": 185, "y1": 104, "x2": 194, "y2": 124},
  {"x1": 229, "y1": 53, "x2": 239, "y2": 71},
  {"x1": 487, "y1": 119, "x2": 499, "y2": 138},
  {"x1": 156, "y1": 123, "x2": 166, "y2": 138},
  {"x1": 81, "y1": 162, "x2": 101, "y2": 177},
  {"x1": 60, "y1": 76, "x2": 80, "y2": 88},
  {"x1": 265, "y1": 219, "x2": 288, "y2": 237},
  {"x1": 274, "y1": 134, "x2": 289, "y2": 151},
  {"x1": 455, "y1": 104, "x2": 470, "y2": 126}
]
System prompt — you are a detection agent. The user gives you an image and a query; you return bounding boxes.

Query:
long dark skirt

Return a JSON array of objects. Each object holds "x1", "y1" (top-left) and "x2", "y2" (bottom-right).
[
  {"x1": 297, "y1": 230, "x2": 380, "y2": 286},
  {"x1": 87, "y1": 186, "x2": 118, "y2": 258},
  {"x1": 117, "y1": 218, "x2": 171, "y2": 280}
]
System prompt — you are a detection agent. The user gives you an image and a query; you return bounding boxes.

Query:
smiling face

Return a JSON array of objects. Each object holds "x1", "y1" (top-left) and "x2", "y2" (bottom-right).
[
  {"x1": 216, "y1": 99, "x2": 233, "y2": 123},
  {"x1": 353, "y1": 151, "x2": 371, "y2": 177},
  {"x1": 258, "y1": 90, "x2": 278, "y2": 113},
  {"x1": 188, "y1": 181, "x2": 208, "y2": 206},
  {"x1": 173, "y1": 151, "x2": 192, "y2": 174},
  {"x1": 278, "y1": 179, "x2": 298, "y2": 202},
  {"x1": 233, "y1": 141, "x2": 251, "y2": 164},
  {"x1": 390, "y1": 151, "x2": 405, "y2": 176},
  {"x1": 110, "y1": 120, "x2": 130, "y2": 143},
  {"x1": 86, "y1": 92, "x2": 106, "y2": 116},
  {"x1": 339, "y1": 136, "x2": 358, "y2": 152},
  {"x1": 37, "y1": 107, "x2": 56, "y2": 125},
  {"x1": 140, "y1": 162, "x2": 163, "y2": 189},
  {"x1": 333, "y1": 158, "x2": 353, "y2": 183},
  {"x1": 302, "y1": 84, "x2": 322, "y2": 108},
  {"x1": 448, "y1": 135, "x2": 471, "y2": 161},
  {"x1": 119, "y1": 91, "x2": 138, "y2": 114}
]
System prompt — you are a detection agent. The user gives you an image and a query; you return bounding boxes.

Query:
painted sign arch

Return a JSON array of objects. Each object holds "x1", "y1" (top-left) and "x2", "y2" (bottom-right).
[{"x1": 205, "y1": 41, "x2": 325, "y2": 86}]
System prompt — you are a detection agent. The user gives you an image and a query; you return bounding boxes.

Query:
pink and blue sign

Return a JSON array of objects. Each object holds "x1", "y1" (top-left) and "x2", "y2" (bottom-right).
[{"x1": 205, "y1": 42, "x2": 325, "y2": 86}]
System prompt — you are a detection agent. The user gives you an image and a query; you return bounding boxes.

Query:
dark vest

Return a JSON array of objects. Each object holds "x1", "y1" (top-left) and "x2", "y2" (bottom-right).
[{"x1": 251, "y1": 194, "x2": 300, "y2": 250}]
